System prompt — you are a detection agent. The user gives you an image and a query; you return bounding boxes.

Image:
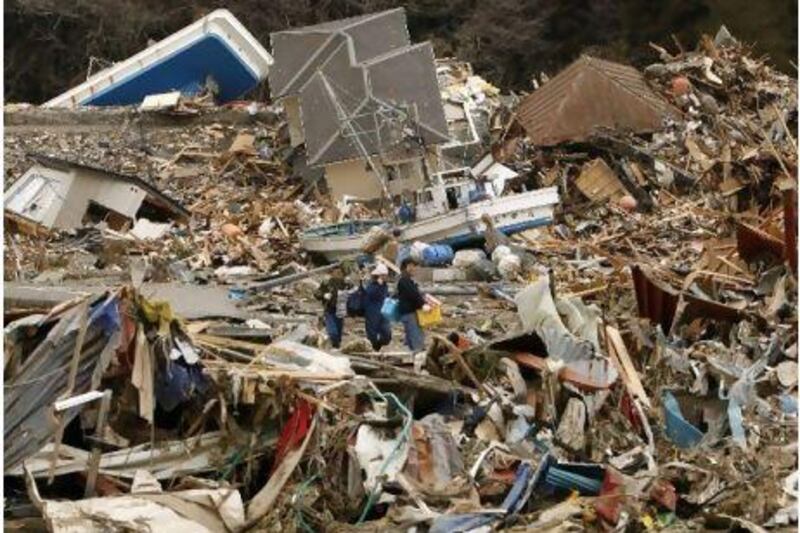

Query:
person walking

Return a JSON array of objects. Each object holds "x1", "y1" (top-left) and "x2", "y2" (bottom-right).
[
  {"x1": 314, "y1": 264, "x2": 347, "y2": 348},
  {"x1": 397, "y1": 258, "x2": 429, "y2": 352},
  {"x1": 364, "y1": 263, "x2": 392, "y2": 351}
]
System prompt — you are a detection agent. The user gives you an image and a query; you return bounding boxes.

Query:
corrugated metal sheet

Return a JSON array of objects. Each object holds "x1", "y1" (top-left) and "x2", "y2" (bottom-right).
[
  {"x1": 518, "y1": 56, "x2": 676, "y2": 146},
  {"x1": 736, "y1": 221, "x2": 785, "y2": 263},
  {"x1": 630, "y1": 264, "x2": 741, "y2": 334},
  {"x1": 4, "y1": 294, "x2": 121, "y2": 471},
  {"x1": 630, "y1": 264, "x2": 680, "y2": 334}
]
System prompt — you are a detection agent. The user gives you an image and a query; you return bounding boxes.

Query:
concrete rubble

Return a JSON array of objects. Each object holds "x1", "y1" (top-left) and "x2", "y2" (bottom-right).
[{"x1": 3, "y1": 10, "x2": 797, "y2": 532}]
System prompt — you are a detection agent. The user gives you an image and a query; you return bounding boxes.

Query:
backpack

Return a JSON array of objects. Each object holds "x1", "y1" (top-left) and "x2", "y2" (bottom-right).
[{"x1": 346, "y1": 282, "x2": 366, "y2": 317}]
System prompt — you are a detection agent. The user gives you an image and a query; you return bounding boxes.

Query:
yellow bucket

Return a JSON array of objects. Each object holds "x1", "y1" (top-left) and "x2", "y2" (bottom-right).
[{"x1": 416, "y1": 305, "x2": 442, "y2": 328}]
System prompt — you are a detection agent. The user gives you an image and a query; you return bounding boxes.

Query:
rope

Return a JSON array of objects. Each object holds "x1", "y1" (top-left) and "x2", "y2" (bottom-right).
[
  {"x1": 356, "y1": 384, "x2": 413, "y2": 523},
  {"x1": 293, "y1": 473, "x2": 320, "y2": 533}
]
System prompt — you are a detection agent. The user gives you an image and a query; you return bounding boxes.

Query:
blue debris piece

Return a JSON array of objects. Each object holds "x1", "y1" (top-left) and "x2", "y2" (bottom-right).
[
  {"x1": 780, "y1": 394, "x2": 798, "y2": 415},
  {"x1": 155, "y1": 359, "x2": 210, "y2": 412},
  {"x1": 421, "y1": 245, "x2": 455, "y2": 267},
  {"x1": 89, "y1": 295, "x2": 122, "y2": 335},
  {"x1": 662, "y1": 391, "x2": 704, "y2": 449},
  {"x1": 228, "y1": 287, "x2": 247, "y2": 301},
  {"x1": 727, "y1": 401, "x2": 746, "y2": 448},
  {"x1": 543, "y1": 461, "x2": 604, "y2": 496},
  {"x1": 430, "y1": 460, "x2": 543, "y2": 533}
]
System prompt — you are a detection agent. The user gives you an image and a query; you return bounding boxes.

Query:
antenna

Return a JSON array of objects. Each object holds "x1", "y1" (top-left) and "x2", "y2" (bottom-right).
[
  {"x1": 319, "y1": 73, "x2": 393, "y2": 203},
  {"x1": 319, "y1": 72, "x2": 429, "y2": 210}
]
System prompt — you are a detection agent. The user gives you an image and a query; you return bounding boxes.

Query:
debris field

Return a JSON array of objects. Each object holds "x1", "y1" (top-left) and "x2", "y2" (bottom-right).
[{"x1": 3, "y1": 9, "x2": 798, "y2": 533}]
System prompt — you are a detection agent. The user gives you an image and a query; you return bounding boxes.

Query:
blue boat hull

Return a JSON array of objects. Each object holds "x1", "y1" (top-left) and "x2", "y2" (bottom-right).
[
  {"x1": 84, "y1": 35, "x2": 259, "y2": 106},
  {"x1": 436, "y1": 216, "x2": 553, "y2": 248}
]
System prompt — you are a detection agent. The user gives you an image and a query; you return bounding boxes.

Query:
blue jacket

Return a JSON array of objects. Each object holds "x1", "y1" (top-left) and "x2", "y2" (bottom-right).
[
  {"x1": 364, "y1": 280, "x2": 391, "y2": 347},
  {"x1": 364, "y1": 280, "x2": 388, "y2": 319}
]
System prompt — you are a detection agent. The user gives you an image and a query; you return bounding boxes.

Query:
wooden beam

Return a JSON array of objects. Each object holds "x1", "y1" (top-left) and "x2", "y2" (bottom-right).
[{"x1": 84, "y1": 390, "x2": 112, "y2": 498}]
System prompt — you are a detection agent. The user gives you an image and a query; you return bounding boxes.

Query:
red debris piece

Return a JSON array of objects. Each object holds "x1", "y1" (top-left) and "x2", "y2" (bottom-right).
[
  {"x1": 594, "y1": 467, "x2": 626, "y2": 525},
  {"x1": 671, "y1": 76, "x2": 692, "y2": 96},
  {"x1": 649, "y1": 479, "x2": 677, "y2": 511},
  {"x1": 272, "y1": 399, "x2": 314, "y2": 473}
]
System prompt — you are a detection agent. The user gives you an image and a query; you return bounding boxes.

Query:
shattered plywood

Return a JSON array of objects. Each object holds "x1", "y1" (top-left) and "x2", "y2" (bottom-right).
[{"x1": 574, "y1": 158, "x2": 627, "y2": 202}]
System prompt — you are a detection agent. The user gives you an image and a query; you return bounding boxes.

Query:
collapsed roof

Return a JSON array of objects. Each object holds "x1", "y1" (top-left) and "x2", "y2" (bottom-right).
[
  {"x1": 518, "y1": 55, "x2": 677, "y2": 146},
  {"x1": 269, "y1": 8, "x2": 449, "y2": 166}
]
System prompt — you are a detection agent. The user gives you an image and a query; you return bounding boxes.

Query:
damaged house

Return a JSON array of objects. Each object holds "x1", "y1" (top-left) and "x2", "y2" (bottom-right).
[
  {"x1": 518, "y1": 55, "x2": 677, "y2": 146},
  {"x1": 4, "y1": 154, "x2": 189, "y2": 232},
  {"x1": 269, "y1": 8, "x2": 450, "y2": 202}
]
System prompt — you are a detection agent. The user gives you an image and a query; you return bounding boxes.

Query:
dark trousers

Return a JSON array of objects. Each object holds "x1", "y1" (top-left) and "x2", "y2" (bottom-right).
[
  {"x1": 324, "y1": 311, "x2": 343, "y2": 348},
  {"x1": 366, "y1": 313, "x2": 392, "y2": 351},
  {"x1": 400, "y1": 312, "x2": 425, "y2": 352}
]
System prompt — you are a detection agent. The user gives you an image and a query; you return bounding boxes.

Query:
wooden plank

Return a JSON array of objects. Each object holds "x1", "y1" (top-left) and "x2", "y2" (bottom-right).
[
  {"x1": 513, "y1": 353, "x2": 612, "y2": 391},
  {"x1": 84, "y1": 390, "x2": 112, "y2": 497},
  {"x1": 605, "y1": 326, "x2": 650, "y2": 408},
  {"x1": 433, "y1": 335, "x2": 489, "y2": 396},
  {"x1": 48, "y1": 301, "x2": 90, "y2": 484}
]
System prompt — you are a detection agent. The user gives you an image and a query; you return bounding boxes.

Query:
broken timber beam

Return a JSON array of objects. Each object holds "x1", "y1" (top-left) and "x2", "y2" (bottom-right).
[{"x1": 248, "y1": 262, "x2": 341, "y2": 291}]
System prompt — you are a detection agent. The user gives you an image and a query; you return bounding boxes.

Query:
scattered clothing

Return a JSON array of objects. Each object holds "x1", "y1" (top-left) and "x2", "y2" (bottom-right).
[
  {"x1": 364, "y1": 280, "x2": 392, "y2": 351},
  {"x1": 154, "y1": 358, "x2": 210, "y2": 412}
]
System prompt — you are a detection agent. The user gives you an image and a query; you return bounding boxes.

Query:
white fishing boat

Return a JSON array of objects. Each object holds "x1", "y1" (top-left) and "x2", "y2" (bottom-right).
[
  {"x1": 301, "y1": 183, "x2": 559, "y2": 262},
  {"x1": 44, "y1": 9, "x2": 273, "y2": 108}
]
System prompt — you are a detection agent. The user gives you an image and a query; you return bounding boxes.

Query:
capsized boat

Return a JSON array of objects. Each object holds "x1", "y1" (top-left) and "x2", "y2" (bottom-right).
[
  {"x1": 44, "y1": 9, "x2": 273, "y2": 108},
  {"x1": 301, "y1": 184, "x2": 559, "y2": 262}
]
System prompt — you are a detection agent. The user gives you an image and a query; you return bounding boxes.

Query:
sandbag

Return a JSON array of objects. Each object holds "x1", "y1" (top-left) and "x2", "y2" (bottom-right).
[
  {"x1": 491, "y1": 245, "x2": 513, "y2": 265},
  {"x1": 421, "y1": 245, "x2": 454, "y2": 267},
  {"x1": 498, "y1": 254, "x2": 522, "y2": 280},
  {"x1": 410, "y1": 241, "x2": 430, "y2": 263},
  {"x1": 453, "y1": 249, "x2": 487, "y2": 269}
]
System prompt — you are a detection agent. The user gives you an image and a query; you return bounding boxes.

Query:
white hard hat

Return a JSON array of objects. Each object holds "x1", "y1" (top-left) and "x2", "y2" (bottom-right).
[{"x1": 371, "y1": 263, "x2": 389, "y2": 276}]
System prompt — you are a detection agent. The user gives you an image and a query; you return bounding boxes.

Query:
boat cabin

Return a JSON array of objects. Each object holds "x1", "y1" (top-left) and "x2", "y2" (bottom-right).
[{"x1": 414, "y1": 180, "x2": 473, "y2": 220}]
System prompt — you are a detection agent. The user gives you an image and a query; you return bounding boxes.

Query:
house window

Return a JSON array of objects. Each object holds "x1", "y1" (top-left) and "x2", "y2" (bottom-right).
[{"x1": 417, "y1": 190, "x2": 433, "y2": 204}]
